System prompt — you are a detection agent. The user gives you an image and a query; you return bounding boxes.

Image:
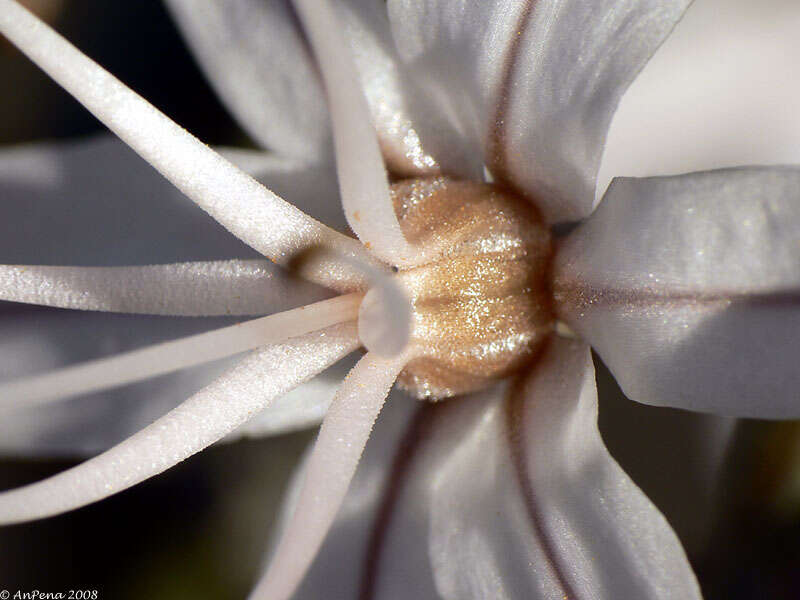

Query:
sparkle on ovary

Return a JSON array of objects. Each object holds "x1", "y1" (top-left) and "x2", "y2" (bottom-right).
[{"x1": 389, "y1": 177, "x2": 555, "y2": 399}]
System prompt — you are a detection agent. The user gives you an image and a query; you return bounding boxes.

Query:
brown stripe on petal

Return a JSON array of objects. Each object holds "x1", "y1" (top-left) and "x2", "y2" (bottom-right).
[
  {"x1": 505, "y1": 366, "x2": 580, "y2": 600},
  {"x1": 358, "y1": 403, "x2": 435, "y2": 600},
  {"x1": 487, "y1": 0, "x2": 538, "y2": 187},
  {"x1": 553, "y1": 280, "x2": 800, "y2": 314}
]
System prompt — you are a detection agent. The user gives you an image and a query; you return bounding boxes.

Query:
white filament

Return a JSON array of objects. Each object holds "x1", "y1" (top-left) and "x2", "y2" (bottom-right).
[
  {"x1": 0, "y1": 260, "x2": 332, "y2": 316},
  {"x1": 0, "y1": 0, "x2": 383, "y2": 292},
  {"x1": 0, "y1": 323, "x2": 361, "y2": 524},
  {"x1": 249, "y1": 351, "x2": 407, "y2": 600},
  {"x1": 0, "y1": 294, "x2": 361, "y2": 411},
  {"x1": 293, "y1": 0, "x2": 421, "y2": 268}
]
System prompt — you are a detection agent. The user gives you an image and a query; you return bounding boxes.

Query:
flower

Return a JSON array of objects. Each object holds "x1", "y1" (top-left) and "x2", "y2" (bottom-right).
[{"x1": 0, "y1": 1, "x2": 799, "y2": 599}]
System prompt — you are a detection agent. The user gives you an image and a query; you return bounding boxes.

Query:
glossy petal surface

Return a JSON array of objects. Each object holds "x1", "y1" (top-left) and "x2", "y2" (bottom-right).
[
  {"x1": 279, "y1": 340, "x2": 700, "y2": 599},
  {"x1": 389, "y1": 0, "x2": 691, "y2": 222},
  {"x1": 555, "y1": 167, "x2": 800, "y2": 417}
]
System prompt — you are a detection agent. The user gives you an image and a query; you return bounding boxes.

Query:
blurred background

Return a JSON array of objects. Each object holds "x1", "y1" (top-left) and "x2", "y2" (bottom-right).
[{"x1": 0, "y1": 0, "x2": 799, "y2": 598}]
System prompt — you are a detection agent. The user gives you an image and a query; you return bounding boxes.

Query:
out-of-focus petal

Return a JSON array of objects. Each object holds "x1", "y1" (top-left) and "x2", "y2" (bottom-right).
[
  {"x1": 275, "y1": 340, "x2": 699, "y2": 599},
  {"x1": 166, "y1": 0, "x2": 445, "y2": 177},
  {"x1": 0, "y1": 136, "x2": 347, "y2": 266},
  {"x1": 389, "y1": 0, "x2": 691, "y2": 223},
  {"x1": 0, "y1": 260, "x2": 331, "y2": 316},
  {"x1": 599, "y1": 0, "x2": 800, "y2": 196},
  {"x1": 0, "y1": 322, "x2": 359, "y2": 523},
  {"x1": 164, "y1": 0, "x2": 331, "y2": 161},
  {"x1": 554, "y1": 167, "x2": 800, "y2": 418}
]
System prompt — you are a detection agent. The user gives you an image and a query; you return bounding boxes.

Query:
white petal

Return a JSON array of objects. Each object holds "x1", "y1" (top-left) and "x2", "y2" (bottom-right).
[
  {"x1": 598, "y1": 375, "x2": 736, "y2": 556},
  {"x1": 554, "y1": 167, "x2": 800, "y2": 418},
  {"x1": 599, "y1": 0, "x2": 800, "y2": 196},
  {"x1": 0, "y1": 136, "x2": 253, "y2": 266},
  {"x1": 275, "y1": 340, "x2": 700, "y2": 598},
  {"x1": 164, "y1": 0, "x2": 331, "y2": 161},
  {"x1": 250, "y1": 351, "x2": 406, "y2": 600},
  {"x1": 166, "y1": 0, "x2": 443, "y2": 177},
  {"x1": 293, "y1": 0, "x2": 420, "y2": 267},
  {"x1": 425, "y1": 339, "x2": 699, "y2": 600},
  {"x1": 0, "y1": 136, "x2": 349, "y2": 265},
  {"x1": 0, "y1": 259, "x2": 331, "y2": 316},
  {"x1": 338, "y1": 0, "x2": 453, "y2": 177},
  {"x1": 0, "y1": 322, "x2": 359, "y2": 523},
  {"x1": 389, "y1": 0, "x2": 691, "y2": 223},
  {"x1": 0, "y1": 1, "x2": 379, "y2": 291}
]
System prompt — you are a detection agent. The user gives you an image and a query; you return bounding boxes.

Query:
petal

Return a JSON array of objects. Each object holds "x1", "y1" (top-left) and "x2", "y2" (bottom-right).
[
  {"x1": 0, "y1": 136, "x2": 347, "y2": 266},
  {"x1": 163, "y1": 0, "x2": 331, "y2": 161},
  {"x1": 429, "y1": 339, "x2": 700, "y2": 599},
  {"x1": 0, "y1": 259, "x2": 331, "y2": 316},
  {"x1": 0, "y1": 2, "x2": 378, "y2": 291},
  {"x1": 338, "y1": 1, "x2": 448, "y2": 177},
  {"x1": 389, "y1": 0, "x2": 692, "y2": 223},
  {"x1": 166, "y1": 0, "x2": 445, "y2": 177},
  {"x1": 0, "y1": 322, "x2": 359, "y2": 523},
  {"x1": 599, "y1": 0, "x2": 800, "y2": 195},
  {"x1": 277, "y1": 339, "x2": 700, "y2": 599},
  {"x1": 554, "y1": 167, "x2": 800, "y2": 418}
]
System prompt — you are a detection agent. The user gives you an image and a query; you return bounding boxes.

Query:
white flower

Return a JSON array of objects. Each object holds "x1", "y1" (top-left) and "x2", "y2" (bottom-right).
[{"x1": 0, "y1": 1, "x2": 799, "y2": 599}]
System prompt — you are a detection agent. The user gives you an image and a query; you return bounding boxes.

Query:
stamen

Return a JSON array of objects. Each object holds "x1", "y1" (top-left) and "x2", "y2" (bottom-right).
[
  {"x1": 293, "y1": 0, "x2": 421, "y2": 268},
  {"x1": 0, "y1": 260, "x2": 332, "y2": 316},
  {"x1": 0, "y1": 0, "x2": 382, "y2": 292},
  {"x1": 0, "y1": 323, "x2": 360, "y2": 524},
  {"x1": 0, "y1": 294, "x2": 361, "y2": 412},
  {"x1": 249, "y1": 351, "x2": 407, "y2": 600}
]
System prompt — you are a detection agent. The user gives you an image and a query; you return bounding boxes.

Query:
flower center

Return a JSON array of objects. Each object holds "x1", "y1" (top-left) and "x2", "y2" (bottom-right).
[{"x1": 386, "y1": 176, "x2": 554, "y2": 400}]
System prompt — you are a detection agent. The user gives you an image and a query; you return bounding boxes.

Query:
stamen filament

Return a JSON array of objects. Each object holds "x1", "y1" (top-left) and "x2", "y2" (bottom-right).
[
  {"x1": 0, "y1": 294, "x2": 362, "y2": 411},
  {"x1": 0, "y1": 0, "x2": 382, "y2": 292},
  {"x1": 0, "y1": 323, "x2": 361, "y2": 525},
  {"x1": 249, "y1": 351, "x2": 407, "y2": 600},
  {"x1": 293, "y1": 0, "x2": 420, "y2": 267}
]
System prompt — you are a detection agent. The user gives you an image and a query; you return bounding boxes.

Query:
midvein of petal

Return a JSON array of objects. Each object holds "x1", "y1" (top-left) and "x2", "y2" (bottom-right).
[
  {"x1": 0, "y1": 0, "x2": 382, "y2": 292},
  {"x1": 0, "y1": 293, "x2": 362, "y2": 412}
]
